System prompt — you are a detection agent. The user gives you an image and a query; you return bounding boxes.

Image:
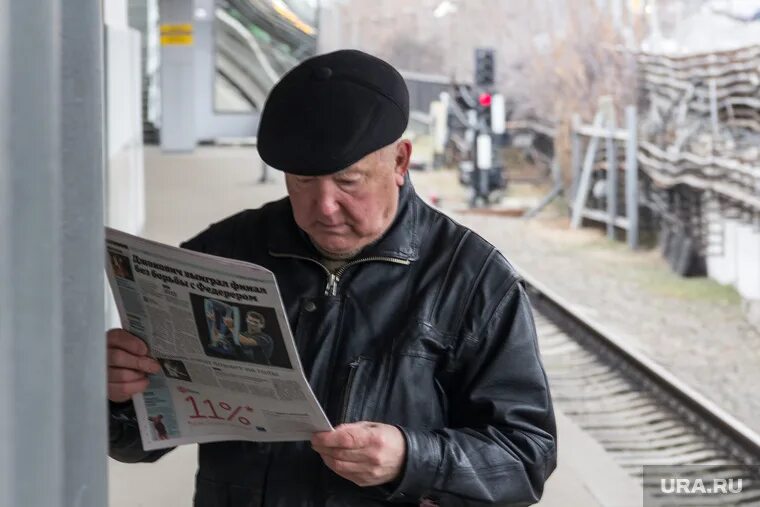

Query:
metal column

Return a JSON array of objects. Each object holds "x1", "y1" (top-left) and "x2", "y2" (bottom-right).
[
  {"x1": 0, "y1": 0, "x2": 107, "y2": 505},
  {"x1": 570, "y1": 114, "x2": 582, "y2": 200},
  {"x1": 606, "y1": 108, "x2": 618, "y2": 240},
  {"x1": 625, "y1": 106, "x2": 640, "y2": 250}
]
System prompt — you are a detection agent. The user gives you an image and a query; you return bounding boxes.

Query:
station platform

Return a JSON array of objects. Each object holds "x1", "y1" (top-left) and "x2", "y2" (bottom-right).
[{"x1": 108, "y1": 147, "x2": 642, "y2": 506}]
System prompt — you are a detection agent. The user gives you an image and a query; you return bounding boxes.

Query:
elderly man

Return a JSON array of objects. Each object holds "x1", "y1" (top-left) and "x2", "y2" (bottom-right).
[{"x1": 108, "y1": 49, "x2": 556, "y2": 506}]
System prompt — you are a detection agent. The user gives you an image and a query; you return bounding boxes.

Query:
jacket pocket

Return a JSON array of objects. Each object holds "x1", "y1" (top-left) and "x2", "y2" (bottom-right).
[
  {"x1": 338, "y1": 356, "x2": 370, "y2": 424},
  {"x1": 380, "y1": 354, "x2": 448, "y2": 428},
  {"x1": 392, "y1": 322, "x2": 453, "y2": 427},
  {"x1": 343, "y1": 322, "x2": 452, "y2": 428}
]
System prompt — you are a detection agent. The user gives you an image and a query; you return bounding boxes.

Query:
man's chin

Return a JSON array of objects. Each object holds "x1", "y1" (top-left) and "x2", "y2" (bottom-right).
[{"x1": 311, "y1": 236, "x2": 363, "y2": 259}]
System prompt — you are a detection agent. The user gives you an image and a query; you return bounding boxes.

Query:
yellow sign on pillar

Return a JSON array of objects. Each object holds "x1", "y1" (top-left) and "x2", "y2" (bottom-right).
[
  {"x1": 160, "y1": 24, "x2": 194, "y2": 46},
  {"x1": 160, "y1": 33, "x2": 194, "y2": 45}
]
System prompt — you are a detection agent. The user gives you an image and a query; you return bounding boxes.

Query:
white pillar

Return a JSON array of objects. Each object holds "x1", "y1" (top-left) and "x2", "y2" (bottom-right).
[
  {"x1": 62, "y1": 2, "x2": 109, "y2": 503},
  {"x1": 0, "y1": 1, "x2": 108, "y2": 505},
  {"x1": 736, "y1": 222, "x2": 760, "y2": 301},
  {"x1": 707, "y1": 217, "x2": 739, "y2": 286}
]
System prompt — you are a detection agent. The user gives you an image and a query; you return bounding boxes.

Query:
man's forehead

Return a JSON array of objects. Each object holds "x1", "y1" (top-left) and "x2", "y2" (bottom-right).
[
  {"x1": 337, "y1": 162, "x2": 369, "y2": 175},
  {"x1": 285, "y1": 144, "x2": 394, "y2": 177},
  {"x1": 289, "y1": 157, "x2": 371, "y2": 178}
]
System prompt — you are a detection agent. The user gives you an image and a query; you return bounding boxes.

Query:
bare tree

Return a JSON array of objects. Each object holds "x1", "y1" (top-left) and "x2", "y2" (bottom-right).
[{"x1": 510, "y1": 1, "x2": 642, "y2": 184}]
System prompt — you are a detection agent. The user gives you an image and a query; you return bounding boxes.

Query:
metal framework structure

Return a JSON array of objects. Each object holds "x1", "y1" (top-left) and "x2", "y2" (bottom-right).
[
  {"x1": 568, "y1": 98, "x2": 640, "y2": 249},
  {"x1": 638, "y1": 46, "x2": 760, "y2": 266}
]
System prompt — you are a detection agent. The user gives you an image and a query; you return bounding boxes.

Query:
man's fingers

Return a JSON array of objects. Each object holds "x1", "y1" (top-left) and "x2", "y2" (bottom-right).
[
  {"x1": 106, "y1": 329, "x2": 156, "y2": 402},
  {"x1": 107, "y1": 347, "x2": 161, "y2": 374},
  {"x1": 311, "y1": 424, "x2": 370, "y2": 449},
  {"x1": 312, "y1": 431, "x2": 356, "y2": 448},
  {"x1": 108, "y1": 367, "x2": 147, "y2": 383},
  {"x1": 321, "y1": 455, "x2": 364, "y2": 475},
  {"x1": 312, "y1": 445, "x2": 372, "y2": 463},
  {"x1": 320, "y1": 456, "x2": 383, "y2": 487},
  {"x1": 108, "y1": 377, "x2": 150, "y2": 402},
  {"x1": 107, "y1": 328, "x2": 149, "y2": 356}
]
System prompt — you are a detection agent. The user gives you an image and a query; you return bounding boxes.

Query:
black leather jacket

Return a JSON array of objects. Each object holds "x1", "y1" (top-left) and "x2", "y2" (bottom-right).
[{"x1": 109, "y1": 178, "x2": 557, "y2": 506}]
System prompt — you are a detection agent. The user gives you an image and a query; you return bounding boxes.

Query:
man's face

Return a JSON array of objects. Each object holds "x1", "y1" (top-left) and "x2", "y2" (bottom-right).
[
  {"x1": 247, "y1": 315, "x2": 264, "y2": 331},
  {"x1": 285, "y1": 140, "x2": 412, "y2": 256}
]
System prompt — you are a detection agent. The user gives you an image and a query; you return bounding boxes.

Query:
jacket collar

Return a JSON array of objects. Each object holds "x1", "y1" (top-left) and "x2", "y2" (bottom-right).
[{"x1": 267, "y1": 173, "x2": 420, "y2": 262}]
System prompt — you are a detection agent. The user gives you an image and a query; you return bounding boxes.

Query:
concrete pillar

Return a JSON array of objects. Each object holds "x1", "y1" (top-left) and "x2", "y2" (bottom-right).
[
  {"x1": 0, "y1": 1, "x2": 10, "y2": 501},
  {"x1": 0, "y1": 0, "x2": 107, "y2": 505},
  {"x1": 159, "y1": 0, "x2": 196, "y2": 151},
  {"x1": 736, "y1": 222, "x2": 760, "y2": 301},
  {"x1": 61, "y1": 1, "x2": 109, "y2": 503},
  {"x1": 736, "y1": 220, "x2": 760, "y2": 332},
  {"x1": 707, "y1": 217, "x2": 738, "y2": 286}
]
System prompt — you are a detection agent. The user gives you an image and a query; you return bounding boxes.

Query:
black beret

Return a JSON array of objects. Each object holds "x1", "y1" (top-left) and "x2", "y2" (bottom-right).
[{"x1": 256, "y1": 49, "x2": 410, "y2": 175}]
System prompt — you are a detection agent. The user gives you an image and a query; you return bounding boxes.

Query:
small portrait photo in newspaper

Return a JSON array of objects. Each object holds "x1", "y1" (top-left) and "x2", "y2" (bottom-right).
[
  {"x1": 189, "y1": 293, "x2": 292, "y2": 369},
  {"x1": 108, "y1": 250, "x2": 135, "y2": 281}
]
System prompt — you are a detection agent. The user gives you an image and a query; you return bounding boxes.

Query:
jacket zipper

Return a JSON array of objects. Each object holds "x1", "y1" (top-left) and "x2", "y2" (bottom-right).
[
  {"x1": 340, "y1": 358, "x2": 362, "y2": 423},
  {"x1": 269, "y1": 251, "x2": 411, "y2": 296}
]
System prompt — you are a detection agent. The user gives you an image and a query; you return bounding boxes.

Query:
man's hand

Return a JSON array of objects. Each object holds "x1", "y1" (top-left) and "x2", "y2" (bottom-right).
[
  {"x1": 107, "y1": 329, "x2": 161, "y2": 403},
  {"x1": 311, "y1": 422, "x2": 406, "y2": 487}
]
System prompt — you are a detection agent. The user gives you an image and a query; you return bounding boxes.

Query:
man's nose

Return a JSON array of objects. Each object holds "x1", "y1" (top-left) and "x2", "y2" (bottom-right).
[{"x1": 313, "y1": 180, "x2": 340, "y2": 217}]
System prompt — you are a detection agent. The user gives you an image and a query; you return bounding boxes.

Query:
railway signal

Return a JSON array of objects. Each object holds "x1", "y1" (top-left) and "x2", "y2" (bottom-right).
[{"x1": 475, "y1": 48, "x2": 495, "y2": 87}]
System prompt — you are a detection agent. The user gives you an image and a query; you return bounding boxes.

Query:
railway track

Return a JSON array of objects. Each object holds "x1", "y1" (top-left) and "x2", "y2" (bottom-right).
[{"x1": 523, "y1": 273, "x2": 760, "y2": 506}]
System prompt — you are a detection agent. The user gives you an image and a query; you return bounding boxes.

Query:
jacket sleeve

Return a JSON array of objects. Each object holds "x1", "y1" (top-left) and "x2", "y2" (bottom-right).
[
  {"x1": 109, "y1": 401, "x2": 175, "y2": 463},
  {"x1": 384, "y1": 280, "x2": 557, "y2": 506}
]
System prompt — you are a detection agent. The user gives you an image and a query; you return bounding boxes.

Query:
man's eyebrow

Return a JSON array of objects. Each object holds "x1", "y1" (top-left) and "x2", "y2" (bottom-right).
[{"x1": 335, "y1": 166, "x2": 365, "y2": 177}]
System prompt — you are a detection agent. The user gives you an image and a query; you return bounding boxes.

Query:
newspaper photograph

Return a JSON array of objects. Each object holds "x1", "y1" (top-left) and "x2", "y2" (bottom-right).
[{"x1": 105, "y1": 227, "x2": 333, "y2": 451}]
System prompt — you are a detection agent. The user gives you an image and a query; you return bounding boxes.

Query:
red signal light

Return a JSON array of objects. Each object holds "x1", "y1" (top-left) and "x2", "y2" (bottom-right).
[{"x1": 478, "y1": 93, "x2": 492, "y2": 107}]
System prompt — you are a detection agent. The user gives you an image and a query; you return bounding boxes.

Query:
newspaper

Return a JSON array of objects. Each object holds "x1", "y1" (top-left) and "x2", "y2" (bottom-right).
[{"x1": 105, "y1": 227, "x2": 332, "y2": 450}]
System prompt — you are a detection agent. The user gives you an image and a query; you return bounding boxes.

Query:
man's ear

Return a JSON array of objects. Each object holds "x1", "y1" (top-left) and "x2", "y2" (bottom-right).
[{"x1": 393, "y1": 139, "x2": 412, "y2": 186}]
